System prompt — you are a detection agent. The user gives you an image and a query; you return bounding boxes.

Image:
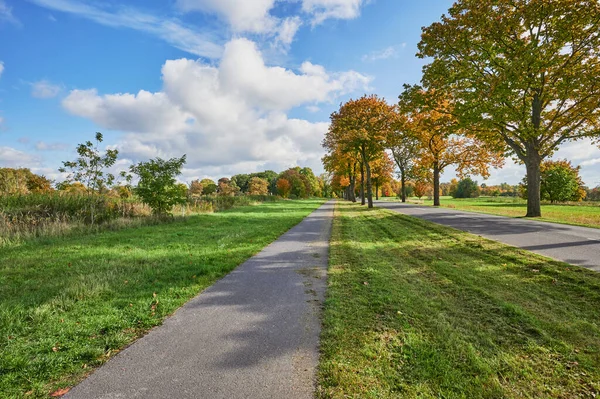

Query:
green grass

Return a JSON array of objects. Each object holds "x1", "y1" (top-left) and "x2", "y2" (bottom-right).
[
  {"x1": 397, "y1": 196, "x2": 600, "y2": 228},
  {"x1": 318, "y1": 201, "x2": 600, "y2": 398},
  {"x1": 0, "y1": 199, "x2": 325, "y2": 398}
]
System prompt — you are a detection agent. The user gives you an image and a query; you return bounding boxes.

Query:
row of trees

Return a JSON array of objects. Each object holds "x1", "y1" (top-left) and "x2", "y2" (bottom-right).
[{"x1": 324, "y1": 0, "x2": 600, "y2": 217}]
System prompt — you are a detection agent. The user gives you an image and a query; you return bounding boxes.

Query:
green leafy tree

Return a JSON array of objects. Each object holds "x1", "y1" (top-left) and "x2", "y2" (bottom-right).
[
  {"x1": 200, "y1": 178, "x2": 217, "y2": 195},
  {"x1": 130, "y1": 155, "x2": 187, "y2": 215},
  {"x1": 521, "y1": 159, "x2": 586, "y2": 203},
  {"x1": 452, "y1": 177, "x2": 480, "y2": 198},
  {"x1": 59, "y1": 132, "x2": 119, "y2": 224},
  {"x1": 231, "y1": 174, "x2": 250, "y2": 193},
  {"x1": 418, "y1": 0, "x2": 600, "y2": 216}
]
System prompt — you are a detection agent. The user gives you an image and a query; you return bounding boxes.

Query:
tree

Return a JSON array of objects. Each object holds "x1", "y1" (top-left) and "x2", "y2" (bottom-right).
[
  {"x1": 276, "y1": 178, "x2": 291, "y2": 198},
  {"x1": 279, "y1": 168, "x2": 311, "y2": 198},
  {"x1": 387, "y1": 110, "x2": 421, "y2": 202},
  {"x1": 399, "y1": 86, "x2": 503, "y2": 207},
  {"x1": 323, "y1": 95, "x2": 395, "y2": 208},
  {"x1": 418, "y1": 0, "x2": 600, "y2": 217},
  {"x1": 200, "y1": 178, "x2": 217, "y2": 195},
  {"x1": 413, "y1": 180, "x2": 430, "y2": 199},
  {"x1": 587, "y1": 186, "x2": 600, "y2": 201},
  {"x1": 452, "y1": 177, "x2": 480, "y2": 198},
  {"x1": 521, "y1": 159, "x2": 586, "y2": 203},
  {"x1": 247, "y1": 177, "x2": 269, "y2": 195},
  {"x1": 0, "y1": 168, "x2": 53, "y2": 195},
  {"x1": 189, "y1": 180, "x2": 203, "y2": 198},
  {"x1": 130, "y1": 155, "x2": 187, "y2": 216},
  {"x1": 59, "y1": 132, "x2": 119, "y2": 224},
  {"x1": 217, "y1": 178, "x2": 239, "y2": 197},
  {"x1": 323, "y1": 148, "x2": 359, "y2": 202},
  {"x1": 370, "y1": 153, "x2": 395, "y2": 200},
  {"x1": 299, "y1": 167, "x2": 320, "y2": 197},
  {"x1": 231, "y1": 174, "x2": 250, "y2": 193}
]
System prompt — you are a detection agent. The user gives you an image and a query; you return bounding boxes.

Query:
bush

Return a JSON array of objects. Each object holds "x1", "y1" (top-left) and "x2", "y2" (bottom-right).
[{"x1": 452, "y1": 178, "x2": 480, "y2": 198}]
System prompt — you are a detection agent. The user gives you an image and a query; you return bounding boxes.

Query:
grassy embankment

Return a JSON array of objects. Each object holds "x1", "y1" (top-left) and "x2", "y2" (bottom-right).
[
  {"x1": 318, "y1": 201, "x2": 600, "y2": 398},
  {"x1": 380, "y1": 196, "x2": 600, "y2": 228},
  {"x1": 0, "y1": 199, "x2": 325, "y2": 398}
]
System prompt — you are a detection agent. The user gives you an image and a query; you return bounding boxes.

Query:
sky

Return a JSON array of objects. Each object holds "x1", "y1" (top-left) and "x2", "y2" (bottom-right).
[{"x1": 0, "y1": 0, "x2": 599, "y2": 187}]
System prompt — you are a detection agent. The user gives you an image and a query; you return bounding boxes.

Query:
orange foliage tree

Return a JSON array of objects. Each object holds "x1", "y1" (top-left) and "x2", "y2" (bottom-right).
[
  {"x1": 276, "y1": 178, "x2": 291, "y2": 198},
  {"x1": 323, "y1": 95, "x2": 395, "y2": 208},
  {"x1": 399, "y1": 86, "x2": 503, "y2": 207}
]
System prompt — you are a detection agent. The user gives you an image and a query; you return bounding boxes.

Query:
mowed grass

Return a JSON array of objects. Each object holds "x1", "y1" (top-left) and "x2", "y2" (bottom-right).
[
  {"x1": 405, "y1": 196, "x2": 600, "y2": 228},
  {"x1": 0, "y1": 199, "x2": 325, "y2": 398},
  {"x1": 318, "y1": 201, "x2": 600, "y2": 398}
]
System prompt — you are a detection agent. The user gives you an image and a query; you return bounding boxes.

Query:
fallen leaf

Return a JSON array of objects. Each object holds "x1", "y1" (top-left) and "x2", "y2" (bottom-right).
[
  {"x1": 52, "y1": 346, "x2": 59, "y2": 352},
  {"x1": 50, "y1": 388, "x2": 70, "y2": 397},
  {"x1": 363, "y1": 281, "x2": 369, "y2": 285},
  {"x1": 153, "y1": 292, "x2": 157, "y2": 298}
]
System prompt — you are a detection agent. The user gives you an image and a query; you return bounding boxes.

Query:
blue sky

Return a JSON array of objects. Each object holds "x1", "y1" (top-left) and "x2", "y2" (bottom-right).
[{"x1": 0, "y1": 0, "x2": 599, "y2": 187}]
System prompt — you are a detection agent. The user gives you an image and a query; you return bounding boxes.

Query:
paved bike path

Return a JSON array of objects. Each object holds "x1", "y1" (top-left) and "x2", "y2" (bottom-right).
[
  {"x1": 66, "y1": 201, "x2": 334, "y2": 399},
  {"x1": 376, "y1": 201, "x2": 600, "y2": 272}
]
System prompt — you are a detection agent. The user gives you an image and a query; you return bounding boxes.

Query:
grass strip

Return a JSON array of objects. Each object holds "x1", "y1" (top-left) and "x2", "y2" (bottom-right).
[
  {"x1": 0, "y1": 199, "x2": 325, "y2": 398},
  {"x1": 318, "y1": 201, "x2": 600, "y2": 398}
]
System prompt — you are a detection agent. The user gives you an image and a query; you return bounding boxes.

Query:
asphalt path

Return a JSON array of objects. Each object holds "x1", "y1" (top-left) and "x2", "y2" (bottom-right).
[
  {"x1": 376, "y1": 201, "x2": 600, "y2": 272},
  {"x1": 66, "y1": 201, "x2": 334, "y2": 399}
]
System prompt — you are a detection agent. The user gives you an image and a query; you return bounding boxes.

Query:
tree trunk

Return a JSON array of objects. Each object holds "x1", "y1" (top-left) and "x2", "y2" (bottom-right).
[
  {"x1": 525, "y1": 152, "x2": 542, "y2": 217},
  {"x1": 375, "y1": 180, "x2": 379, "y2": 200},
  {"x1": 400, "y1": 168, "x2": 406, "y2": 203},
  {"x1": 365, "y1": 160, "x2": 373, "y2": 208},
  {"x1": 360, "y1": 162, "x2": 366, "y2": 206},
  {"x1": 433, "y1": 163, "x2": 440, "y2": 207}
]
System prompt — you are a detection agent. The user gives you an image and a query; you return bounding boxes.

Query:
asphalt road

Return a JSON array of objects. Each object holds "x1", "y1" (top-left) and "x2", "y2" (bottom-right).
[
  {"x1": 66, "y1": 201, "x2": 334, "y2": 399},
  {"x1": 376, "y1": 201, "x2": 600, "y2": 272}
]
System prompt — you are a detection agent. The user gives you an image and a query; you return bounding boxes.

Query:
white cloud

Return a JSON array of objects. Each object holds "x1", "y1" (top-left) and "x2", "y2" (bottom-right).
[
  {"x1": 302, "y1": 0, "x2": 367, "y2": 25},
  {"x1": 35, "y1": 141, "x2": 69, "y2": 151},
  {"x1": 31, "y1": 80, "x2": 62, "y2": 98},
  {"x1": 176, "y1": 0, "x2": 278, "y2": 33},
  {"x1": 362, "y1": 44, "x2": 405, "y2": 62},
  {"x1": 0, "y1": 0, "x2": 19, "y2": 25},
  {"x1": 0, "y1": 61, "x2": 4, "y2": 79},
  {"x1": 28, "y1": 0, "x2": 222, "y2": 58},
  {"x1": 62, "y1": 38, "x2": 370, "y2": 179},
  {"x1": 0, "y1": 146, "x2": 41, "y2": 168},
  {"x1": 276, "y1": 16, "x2": 302, "y2": 46}
]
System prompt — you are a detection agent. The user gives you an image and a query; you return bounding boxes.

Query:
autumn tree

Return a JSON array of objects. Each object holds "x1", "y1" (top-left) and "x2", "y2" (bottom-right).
[
  {"x1": 247, "y1": 177, "x2": 269, "y2": 195},
  {"x1": 399, "y1": 86, "x2": 503, "y2": 206},
  {"x1": 387, "y1": 110, "x2": 421, "y2": 202},
  {"x1": 276, "y1": 178, "x2": 291, "y2": 198},
  {"x1": 189, "y1": 180, "x2": 203, "y2": 198},
  {"x1": 217, "y1": 177, "x2": 239, "y2": 197},
  {"x1": 279, "y1": 168, "x2": 312, "y2": 198},
  {"x1": 0, "y1": 168, "x2": 53, "y2": 195},
  {"x1": 370, "y1": 152, "x2": 395, "y2": 200},
  {"x1": 323, "y1": 95, "x2": 395, "y2": 208},
  {"x1": 323, "y1": 148, "x2": 359, "y2": 202},
  {"x1": 418, "y1": 0, "x2": 600, "y2": 216}
]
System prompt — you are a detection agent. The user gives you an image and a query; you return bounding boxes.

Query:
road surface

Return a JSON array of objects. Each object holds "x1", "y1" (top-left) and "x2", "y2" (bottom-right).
[
  {"x1": 66, "y1": 201, "x2": 334, "y2": 399},
  {"x1": 376, "y1": 201, "x2": 600, "y2": 272}
]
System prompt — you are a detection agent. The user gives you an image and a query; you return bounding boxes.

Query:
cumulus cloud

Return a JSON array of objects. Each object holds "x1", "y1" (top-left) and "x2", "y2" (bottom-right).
[
  {"x1": 28, "y1": 0, "x2": 222, "y2": 58},
  {"x1": 302, "y1": 0, "x2": 367, "y2": 25},
  {"x1": 31, "y1": 80, "x2": 62, "y2": 98},
  {"x1": 0, "y1": 146, "x2": 41, "y2": 168},
  {"x1": 62, "y1": 38, "x2": 370, "y2": 179}
]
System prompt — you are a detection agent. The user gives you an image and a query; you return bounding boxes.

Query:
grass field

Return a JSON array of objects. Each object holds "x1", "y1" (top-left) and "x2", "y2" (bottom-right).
[
  {"x1": 318, "y1": 201, "x2": 600, "y2": 398},
  {"x1": 0, "y1": 199, "x2": 325, "y2": 398},
  {"x1": 382, "y1": 196, "x2": 600, "y2": 228}
]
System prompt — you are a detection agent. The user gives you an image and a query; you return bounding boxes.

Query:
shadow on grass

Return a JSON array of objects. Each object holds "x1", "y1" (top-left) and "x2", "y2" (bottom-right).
[
  {"x1": 319, "y1": 203, "x2": 600, "y2": 398},
  {"x1": 0, "y1": 200, "x2": 328, "y2": 397}
]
